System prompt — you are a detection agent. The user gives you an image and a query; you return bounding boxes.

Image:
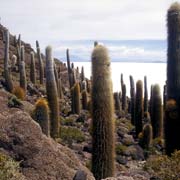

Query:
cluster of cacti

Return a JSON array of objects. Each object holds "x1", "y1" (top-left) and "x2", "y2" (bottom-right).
[
  {"x1": 129, "y1": 75, "x2": 135, "y2": 125},
  {"x1": 30, "y1": 51, "x2": 36, "y2": 84},
  {"x1": 33, "y1": 98, "x2": 50, "y2": 136},
  {"x1": 151, "y1": 84, "x2": 163, "y2": 138},
  {"x1": 19, "y1": 46, "x2": 27, "y2": 91},
  {"x1": 4, "y1": 29, "x2": 13, "y2": 92},
  {"x1": 45, "y1": 46, "x2": 59, "y2": 139},
  {"x1": 71, "y1": 83, "x2": 81, "y2": 114},
  {"x1": 36, "y1": 40, "x2": 44, "y2": 85},
  {"x1": 91, "y1": 45, "x2": 115, "y2": 180},
  {"x1": 135, "y1": 80, "x2": 143, "y2": 137},
  {"x1": 165, "y1": 2, "x2": 180, "y2": 155},
  {"x1": 144, "y1": 76, "x2": 148, "y2": 113}
]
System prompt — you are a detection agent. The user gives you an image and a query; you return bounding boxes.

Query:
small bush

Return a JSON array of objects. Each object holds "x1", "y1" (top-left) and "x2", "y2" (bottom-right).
[
  {"x1": 116, "y1": 144, "x2": 128, "y2": 155},
  {"x1": 60, "y1": 126, "x2": 85, "y2": 145},
  {"x1": 144, "y1": 150, "x2": 180, "y2": 180},
  {"x1": 8, "y1": 95, "x2": 22, "y2": 108},
  {"x1": 12, "y1": 86, "x2": 25, "y2": 100},
  {"x1": 0, "y1": 152, "x2": 25, "y2": 180},
  {"x1": 61, "y1": 117, "x2": 75, "y2": 126}
]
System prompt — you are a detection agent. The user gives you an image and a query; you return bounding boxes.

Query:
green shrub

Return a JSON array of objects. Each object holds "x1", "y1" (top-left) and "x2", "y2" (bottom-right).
[
  {"x1": 60, "y1": 126, "x2": 85, "y2": 145},
  {"x1": 144, "y1": 150, "x2": 180, "y2": 180},
  {"x1": 116, "y1": 144, "x2": 127, "y2": 155},
  {"x1": 0, "y1": 152, "x2": 25, "y2": 180}
]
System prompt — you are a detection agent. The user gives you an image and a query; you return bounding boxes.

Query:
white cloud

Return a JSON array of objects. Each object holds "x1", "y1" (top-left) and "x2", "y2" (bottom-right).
[{"x1": 0, "y1": 0, "x2": 176, "y2": 49}]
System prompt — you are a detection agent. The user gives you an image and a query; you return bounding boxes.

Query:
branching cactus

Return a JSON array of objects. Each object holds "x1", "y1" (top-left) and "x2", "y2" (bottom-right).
[
  {"x1": 165, "y1": 2, "x2": 180, "y2": 154},
  {"x1": 4, "y1": 29, "x2": 13, "y2": 92},
  {"x1": 19, "y1": 46, "x2": 27, "y2": 91},
  {"x1": 33, "y1": 98, "x2": 50, "y2": 136},
  {"x1": 91, "y1": 45, "x2": 115, "y2": 180},
  {"x1": 45, "y1": 46, "x2": 59, "y2": 139},
  {"x1": 129, "y1": 75, "x2": 135, "y2": 125},
  {"x1": 135, "y1": 80, "x2": 143, "y2": 137},
  {"x1": 36, "y1": 40, "x2": 44, "y2": 85},
  {"x1": 30, "y1": 51, "x2": 36, "y2": 84}
]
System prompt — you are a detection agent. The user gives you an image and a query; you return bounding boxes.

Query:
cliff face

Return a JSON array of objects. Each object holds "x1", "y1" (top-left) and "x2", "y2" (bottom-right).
[{"x1": 0, "y1": 89, "x2": 94, "y2": 180}]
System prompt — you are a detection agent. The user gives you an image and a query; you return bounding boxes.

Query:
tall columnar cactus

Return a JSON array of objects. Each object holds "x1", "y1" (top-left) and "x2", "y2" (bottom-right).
[
  {"x1": 141, "y1": 123, "x2": 153, "y2": 150},
  {"x1": 165, "y1": 2, "x2": 180, "y2": 154},
  {"x1": 19, "y1": 46, "x2": 27, "y2": 91},
  {"x1": 45, "y1": 46, "x2": 59, "y2": 139},
  {"x1": 120, "y1": 73, "x2": 124, "y2": 92},
  {"x1": 129, "y1": 75, "x2": 135, "y2": 125},
  {"x1": 91, "y1": 45, "x2": 115, "y2": 180},
  {"x1": 81, "y1": 66, "x2": 85, "y2": 82},
  {"x1": 122, "y1": 84, "x2": 127, "y2": 111},
  {"x1": 58, "y1": 78, "x2": 64, "y2": 99},
  {"x1": 16, "y1": 34, "x2": 21, "y2": 70},
  {"x1": 54, "y1": 62, "x2": 59, "y2": 93},
  {"x1": 4, "y1": 29, "x2": 13, "y2": 92},
  {"x1": 135, "y1": 80, "x2": 143, "y2": 137},
  {"x1": 73, "y1": 83, "x2": 81, "y2": 114},
  {"x1": 149, "y1": 85, "x2": 154, "y2": 119},
  {"x1": 151, "y1": 84, "x2": 163, "y2": 138},
  {"x1": 66, "y1": 49, "x2": 73, "y2": 88},
  {"x1": 33, "y1": 98, "x2": 50, "y2": 136},
  {"x1": 82, "y1": 90, "x2": 88, "y2": 110},
  {"x1": 144, "y1": 76, "x2": 148, "y2": 113},
  {"x1": 11, "y1": 55, "x2": 17, "y2": 71},
  {"x1": 36, "y1": 40, "x2": 44, "y2": 85},
  {"x1": 30, "y1": 51, "x2": 36, "y2": 84},
  {"x1": 163, "y1": 84, "x2": 167, "y2": 110},
  {"x1": 114, "y1": 92, "x2": 121, "y2": 112}
]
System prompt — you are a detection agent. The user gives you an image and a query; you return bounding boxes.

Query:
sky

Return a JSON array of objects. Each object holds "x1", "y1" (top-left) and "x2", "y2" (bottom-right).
[{"x1": 0, "y1": 0, "x2": 177, "y2": 61}]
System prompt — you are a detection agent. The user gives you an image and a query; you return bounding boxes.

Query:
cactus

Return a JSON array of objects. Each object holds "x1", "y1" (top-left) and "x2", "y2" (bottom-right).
[
  {"x1": 165, "y1": 2, "x2": 180, "y2": 154},
  {"x1": 114, "y1": 92, "x2": 121, "y2": 112},
  {"x1": 91, "y1": 45, "x2": 115, "y2": 180},
  {"x1": 33, "y1": 98, "x2": 50, "y2": 136},
  {"x1": 58, "y1": 78, "x2": 64, "y2": 99},
  {"x1": 94, "y1": 41, "x2": 98, "y2": 47},
  {"x1": 16, "y1": 34, "x2": 21, "y2": 71},
  {"x1": 135, "y1": 80, "x2": 143, "y2": 137},
  {"x1": 129, "y1": 75, "x2": 135, "y2": 125},
  {"x1": 81, "y1": 66, "x2": 85, "y2": 82},
  {"x1": 151, "y1": 84, "x2": 163, "y2": 138},
  {"x1": 164, "y1": 99, "x2": 179, "y2": 155},
  {"x1": 54, "y1": 62, "x2": 59, "y2": 93},
  {"x1": 163, "y1": 84, "x2": 167, "y2": 110},
  {"x1": 82, "y1": 90, "x2": 88, "y2": 110},
  {"x1": 19, "y1": 46, "x2": 27, "y2": 91},
  {"x1": 144, "y1": 76, "x2": 148, "y2": 113},
  {"x1": 4, "y1": 29, "x2": 13, "y2": 92},
  {"x1": 30, "y1": 51, "x2": 36, "y2": 84},
  {"x1": 45, "y1": 46, "x2": 59, "y2": 139},
  {"x1": 36, "y1": 40, "x2": 44, "y2": 84},
  {"x1": 11, "y1": 55, "x2": 17, "y2": 71},
  {"x1": 141, "y1": 123, "x2": 153, "y2": 149},
  {"x1": 120, "y1": 73, "x2": 124, "y2": 92},
  {"x1": 149, "y1": 85, "x2": 154, "y2": 119},
  {"x1": 66, "y1": 49, "x2": 73, "y2": 88},
  {"x1": 73, "y1": 83, "x2": 81, "y2": 114},
  {"x1": 122, "y1": 84, "x2": 127, "y2": 111}
]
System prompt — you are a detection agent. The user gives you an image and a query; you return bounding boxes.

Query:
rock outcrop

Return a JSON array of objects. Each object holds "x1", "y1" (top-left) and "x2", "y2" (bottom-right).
[{"x1": 0, "y1": 90, "x2": 94, "y2": 180}]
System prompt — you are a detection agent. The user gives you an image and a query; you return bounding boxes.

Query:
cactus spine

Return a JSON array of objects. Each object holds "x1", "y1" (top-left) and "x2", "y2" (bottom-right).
[
  {"x1": 4, "y1": 29, "x2": 13, "y2": 92},
  {"x1": 135, "y1": 80, "x2": 143, "y2": 137},
  {"x1": 151, "y1": 84, "x2": 163, "y2": 138},
  {"x1": 30, "y1": 51, "x2": 36, "y2": 84},
  {"x1": 36, "y1": 41, "x2": 44, "y2": 85},
  {"x1": 144, "y1": 76, "x2": 148, "y2": 113},
  {"x1": 91, "y1": 45, "x2": 115, "y2": 180},
  {"x1": 165, "y1": 2, "x2": 180, "y2": 155},
  {"x1": 33, "y1": 98, "x2": 50, "y2": 136},
  {"x1": 129, "y1": 75, "x2": 135, "y2": 125},
  {"x1": 45, "y1": 46, "x2": 59, "y2": 139},
  {"x1": 19, "y1": 46, "x2": 27, "y2": 91}
]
